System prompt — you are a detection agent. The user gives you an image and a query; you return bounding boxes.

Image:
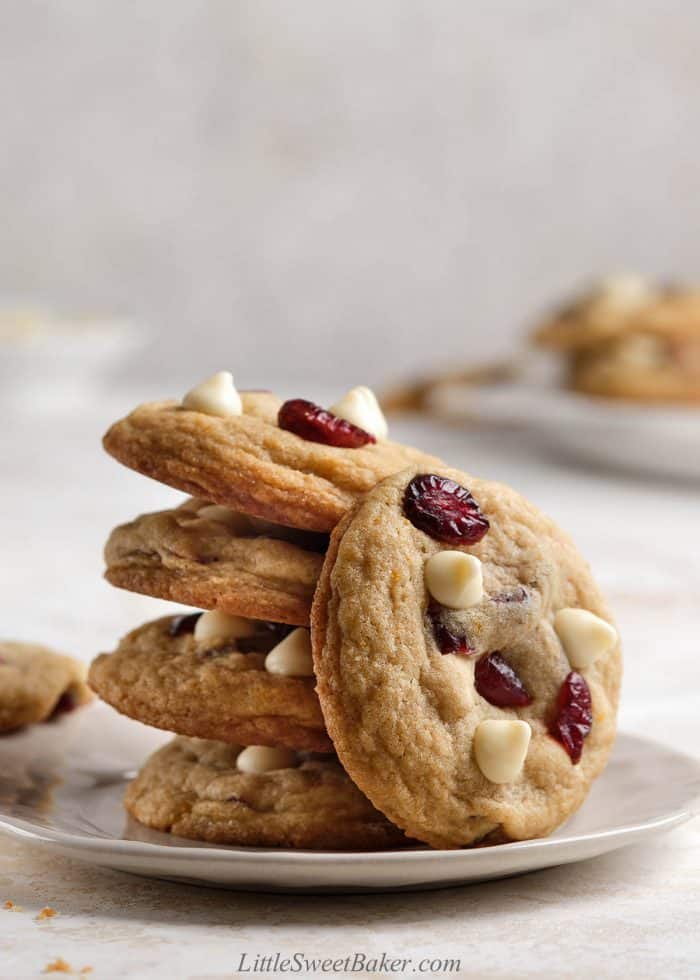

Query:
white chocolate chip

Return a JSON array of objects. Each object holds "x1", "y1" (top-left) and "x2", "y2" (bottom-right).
[
  {"x1": 554, "y1": 607, "x2": 618, "y2": 669},
  {"x1": 182, "y1": 371, "x2": 242, "y2": 417},
  {"x1": 193, "y1": 610, "x2": 256, "y2": 647},
  {"x1": 236, "y1": 745, "x2": 298, "y2": 774},
  {"x1": 196, "y1": 504, "x2": 251, "y2": 534},
  {"x1": 329, "y1": 386, "x2": 388, "y2": 439},
  {"x1": 264, "y1": 628, "x2": 314, "y2": 677},
  {"x1": 597, "y1": 274, "x2": 654, "y2": 312},
  {"x1": 473, "y1": 720, "x2": 531, "y2": 784},
  {"x1": 424, "y1": 551, "x2": 483, "y2": 609}
]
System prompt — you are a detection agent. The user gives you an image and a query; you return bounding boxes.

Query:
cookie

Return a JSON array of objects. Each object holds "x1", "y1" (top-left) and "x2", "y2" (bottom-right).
[
  {"x1": 103, "y1": 381, "x2": 440, "y2": 532},
  {"x1": 533, "y1": 276, "x2": 700, "y2": 402},
  {"x1": 125, "y1": 735, "x2": 409, "y2": 850},
  {"x1": 567, "y1": 333, "x2": 700, "y2": 402},
  {"x1": 104, "y1": 497, "x2": 326, "y2": 627},
  {"x1": 89, "y1": 613, "x2": 332, "y2": 752},
  {"x1": 533, "y1": 275, "x2": 700, "y2": 350},
  {"x1": 0, "y1": 641, "x2": 93, "y2": 733},
  {"x1": 312, "y1": 466, "x2": 621, "y2": 849}
]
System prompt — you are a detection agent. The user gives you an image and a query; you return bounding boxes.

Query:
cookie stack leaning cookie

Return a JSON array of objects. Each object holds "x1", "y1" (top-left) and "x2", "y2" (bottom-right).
[
  {"x1": 89, "y1": 373, "x2": 440, "y2": 849},
  {"x1": 312, "y1": 468, "x2": 622, "y2": 848},
  {"x1": 90, "y1": 370, "x2": 622, "y2": 851}
]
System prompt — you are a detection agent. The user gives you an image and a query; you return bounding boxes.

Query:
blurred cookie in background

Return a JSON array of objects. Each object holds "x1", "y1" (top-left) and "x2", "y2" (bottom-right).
[
  {"x1": 533, "y1": 275, "x2": 700, "y2": 403},
  {"x1": 381, "y1": 359, "x2": 521, "y2": 417},
  {"x1": 0, "y1": 641, "x2": 93, "y2": 734}
]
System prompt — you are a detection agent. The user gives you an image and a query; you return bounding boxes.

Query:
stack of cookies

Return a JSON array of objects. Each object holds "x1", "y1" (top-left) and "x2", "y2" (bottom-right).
[
  {"x1": 533, "y1": 274, "x2": 700, "y2": 402},
  {"x1": 90, "y1": 372, "x2": 622, "y2": 850}
]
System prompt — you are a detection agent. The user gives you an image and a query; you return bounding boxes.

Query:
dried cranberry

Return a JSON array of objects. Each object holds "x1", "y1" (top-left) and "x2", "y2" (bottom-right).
[
  {"x1": 475, "y1": 652, "x2": 532, "y2": 707},
  {"x1": 550, "y1": 671, "x2": 592, "y2": 764},
  {"x1": 278, "y1": 399, "x2": 376, "y2": 448},
  {"x1": 403, "y1": 474, "x2": 489, "y2": 545},
  {"x1": 168, "y1": 612, "x2": 202, "y2": 637},
  {"x1": 428, "y1": 605, "x2": 474, "y2": 656},
  {"x1": 50, "y1": 690, "x2": 78, "y2": 717}
]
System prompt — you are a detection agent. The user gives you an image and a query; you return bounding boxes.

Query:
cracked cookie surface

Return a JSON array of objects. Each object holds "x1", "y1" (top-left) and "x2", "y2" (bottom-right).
[
  {"x1": 125, "y1": 736, "x2": 409, "y2": 850},
  {"x1": 103, "y1": 391, "x2": 440, "y2": 532},
  {"x1": 104, "y1": 499, "x2": 325, "y2": 626},
  {"x1": 0, "y1": 641, "x2": 93, "y2": 733},
  {"x1": 312, "y1": 466, "x2": 621, "y2": 848},
  {"x1": 89, "y1": 615, "x2": 331, "y2": 752}
]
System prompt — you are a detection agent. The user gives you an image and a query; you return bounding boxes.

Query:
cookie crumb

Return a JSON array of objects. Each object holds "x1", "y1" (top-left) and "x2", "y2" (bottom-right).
[
  {"x1": 37, "y1": 906, "x2": 57, "y2": 921},
  {"x1": 43, "y1": 959, "x2": 72, "y2": 974},
  {"x1": 3, "y1": 900, "x2": 21, "y2": 911}
]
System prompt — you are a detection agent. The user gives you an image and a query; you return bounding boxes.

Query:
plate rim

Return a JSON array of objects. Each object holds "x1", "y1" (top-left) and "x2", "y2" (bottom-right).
[
  {"x1": 0, "y1": 804, "x2": 695, "y2": 865},
  {"x1": 1, "y1": 731, "x2": 698, "y2": 867}
]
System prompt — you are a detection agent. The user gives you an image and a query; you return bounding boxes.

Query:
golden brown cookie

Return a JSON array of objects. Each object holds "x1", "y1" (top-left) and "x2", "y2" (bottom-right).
[
  {"x1": 125, "y1": 736, "x2": 409, "y2": 850},
  {"x1": 0, "y1": 641, "x2": 93, "y2": 733},
  {"x1": 567, "y1": 333, "x2": 700, "y2": 402},
  {"x1": 533, "y1": 277, "x2": 700, "y2": 402},
  {"x1": 103, "y1": 390, "x2": 440, "y2": 532},
  {"x1": 104, "y1": 497, "x2": 326, "y2": 627},
  {"x1": 312, "y1": 466, "x2": 622, "y2": 849},
  {"x1": 533, "y1": 276, "x2": 700, "y2": 350},
  {"x1": 89, "y1": 613, "x2": 332, "y2": 752}
]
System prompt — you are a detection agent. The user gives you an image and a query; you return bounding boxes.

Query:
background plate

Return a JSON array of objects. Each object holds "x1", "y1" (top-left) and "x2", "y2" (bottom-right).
[
  {"x1": 0, "y1": 703, "x2": 698, "y2": 893},
  {"x1": 430, "y1": 382, "x2": 700, "y2": 482}
]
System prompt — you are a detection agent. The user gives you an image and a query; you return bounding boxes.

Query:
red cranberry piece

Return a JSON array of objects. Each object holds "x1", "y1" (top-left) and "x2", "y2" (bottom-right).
[
  {"x1": 428, "y1": 605, "x2": 474, "y2": 656},
  {"x1": 550, "y1": 671, "x2": 592, "y2": 764},
  {"x1": 403, "y1": 474, "x2": 490, "y2": 545},
  {"x1": 50, "y1": 690, "x2": 78, "y2": 718},
  {"x1": 475, "y1": 652, "x2": 532, "y2": 707},
  {"x1": 169, "y1": 612, "x2": 202, "y2": 637},
  {"x1": 278, "y1": 399, "x2": 376, "y2": 448}
]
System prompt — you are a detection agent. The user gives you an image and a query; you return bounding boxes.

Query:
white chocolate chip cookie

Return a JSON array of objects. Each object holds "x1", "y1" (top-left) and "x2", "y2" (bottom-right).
[
  {"x1": 89, "y1": 615, "x2": 331, "y2": 752},
  {"x1": 125, "y1": 736, "x2": 409, "y2": 850},
  {"x1": 311, "y1": 466, "x2": 622, "y2": 848}
]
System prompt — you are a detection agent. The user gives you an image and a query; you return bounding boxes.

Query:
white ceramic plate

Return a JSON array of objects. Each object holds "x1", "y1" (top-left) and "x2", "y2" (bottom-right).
[
  {"x1": 0, "y1": 703, "x2": 697, "y2": 894},
  {"x1": 430, "y1": 382, "x2": 700, "y2": 481}
]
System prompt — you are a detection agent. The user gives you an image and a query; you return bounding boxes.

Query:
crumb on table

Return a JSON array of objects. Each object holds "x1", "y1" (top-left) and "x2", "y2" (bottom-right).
[
  {"x1": 37, "y1": 906, "x2": 57, "y2": 921},
  {"x1": 43, "y1": 959, "x2": 71, "y2": 974},
  {"x1": 42, "y1": 960, "x2": 92, "y2": 976}
]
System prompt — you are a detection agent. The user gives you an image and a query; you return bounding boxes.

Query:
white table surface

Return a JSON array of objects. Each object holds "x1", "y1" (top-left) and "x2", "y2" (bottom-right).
[{"x1": 1, "y1": 388, "x2": 699, "y2": 979}]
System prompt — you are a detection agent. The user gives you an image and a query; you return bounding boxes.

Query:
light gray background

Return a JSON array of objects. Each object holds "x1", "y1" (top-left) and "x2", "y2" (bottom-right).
[{"x1": 2, "y1": 1, "x2": 699, "y2": 389}]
